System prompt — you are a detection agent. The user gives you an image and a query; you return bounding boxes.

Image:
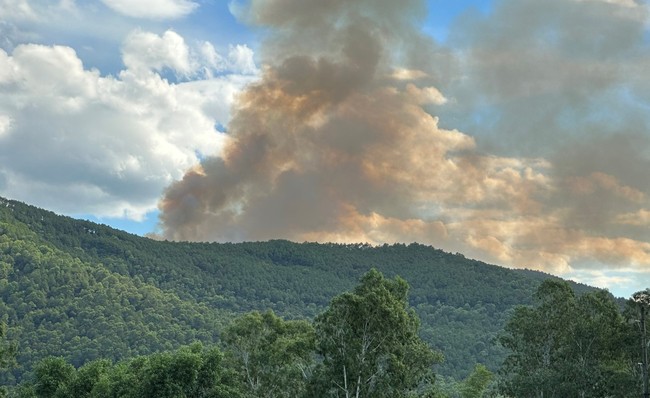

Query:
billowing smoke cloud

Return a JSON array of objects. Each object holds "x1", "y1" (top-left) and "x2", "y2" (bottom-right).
[
  {"x1": 438, "y1": 0, "x2": 650, "y2": 273},
  {"x1": 159, "y1": 0, "x2": 650, "y2": 282}
]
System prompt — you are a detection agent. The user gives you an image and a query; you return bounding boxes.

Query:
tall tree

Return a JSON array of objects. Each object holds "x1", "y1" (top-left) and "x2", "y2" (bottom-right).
[
  {"x1": 459, "y1": 364, "x2": 493, "y2": 398},
  {"x1": 499, "y1": 280, "x2": 637, "y2": 398},
  {"x1": 630, "y1": 289, "x2": 650, "y2": 398},
  {"x1": 310, "y1": 269, "x2": 442, "y2": 398},
  {"x1": 222, "y1": 310, "x2": 315, "y2": 398}
]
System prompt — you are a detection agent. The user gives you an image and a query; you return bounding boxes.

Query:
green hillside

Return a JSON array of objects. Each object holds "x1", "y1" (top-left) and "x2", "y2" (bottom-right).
[{"x1": 0, "y1": 196, "x2": 596, "y2": 383}]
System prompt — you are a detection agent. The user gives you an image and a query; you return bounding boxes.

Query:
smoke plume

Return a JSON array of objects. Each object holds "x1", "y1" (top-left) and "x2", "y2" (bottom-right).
[{"x1": 159, "y1": 0, "x2": 650, "y2": 282}]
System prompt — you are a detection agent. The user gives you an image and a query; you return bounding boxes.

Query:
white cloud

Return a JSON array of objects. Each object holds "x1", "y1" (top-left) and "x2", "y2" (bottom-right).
[
  {"x1": 0, "y1": 32, "x2": 257, "y2": 219},
  {"x1": 405, "y1": 83, "x2": 448, "y2": 105},
  {"x1": 0, "y1": 0, "x2": 37, "y2": 21},
  {"x1": 199, "y1": 42, "x2": 258, "y2": 76},
  {"x1": 122, "y1": 30, "x2": 192, "y2": 76},
  {"x1": 0, "y1": 115, "x2": 11, "y2": 137},
  {"x1": 225, "y1": 44, "x2": 257, "y2": 75},
  {"x1": 563, "y1": 268, "x2": 650, "y2": 298},
  {"x1": 122, "y1": 30, "x2": 259, "y2": 79},
  {"x1": 101, "y1": 0, "x2": 198, "y2": 19}
]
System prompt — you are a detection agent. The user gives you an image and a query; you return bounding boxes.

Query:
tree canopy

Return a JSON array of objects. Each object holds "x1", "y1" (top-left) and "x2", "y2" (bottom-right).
[
  {"x1": 499, "y1": 280, "x2": 638, "y2": 397},
  {"x1": 222, "y1": 310, "x2": 315, "y2": 397},
  {"x1": 12, "y1": 343, "x2": 242, "y2": 398},
  {"x1": 4, "y1": 244, "x2": 646, "y2": 398},
  {"x1": 310, "y1": 269, "x2": 442, "y2": 397}
]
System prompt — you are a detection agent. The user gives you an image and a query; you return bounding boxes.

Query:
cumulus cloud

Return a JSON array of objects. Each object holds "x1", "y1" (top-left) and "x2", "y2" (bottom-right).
[
  {"x1": 0, "y1": 31, "x2": 257, "y2": 219},
  {"x1": 122, "y1": 30, "x2": 259, "y2": 80},
  {"x1": 199, "y1": 42, "x2": 258, "y2": 76},
  {"x1": 0, "y1": 0, "x2": 44, "y2": 51},
  {"x1": 158, "y1": 0, "x2": 650, "y2": 289},
  {"x1": 122, "y1": 30, "x2": 192, "y2": 75},
  {"x1": 101, "y1": 0, "x2": 198, "y2": 19}
]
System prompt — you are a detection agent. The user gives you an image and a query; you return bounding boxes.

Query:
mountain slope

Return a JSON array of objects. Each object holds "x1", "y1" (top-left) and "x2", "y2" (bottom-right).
[
  {"x1": 0, "y1": 197, "x2": 596, "y2": 382},
  {"x1": 0, "y1": 199, "x2": 237, "y2": 384}
]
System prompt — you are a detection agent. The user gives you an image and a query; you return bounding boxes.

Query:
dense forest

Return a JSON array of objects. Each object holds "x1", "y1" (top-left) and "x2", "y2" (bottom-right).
[
  {"x1": 1, "y1": 196, "x2": 645, "y2": 397},
  {"x1": 4, "y1": 270, "x2": 484, "y2": 397},
  {"x1": 3, "y1": 270, "x2": 648, "y2": 397}
]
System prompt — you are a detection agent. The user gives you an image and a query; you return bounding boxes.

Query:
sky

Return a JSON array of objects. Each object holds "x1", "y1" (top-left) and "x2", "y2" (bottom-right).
[{"x1": 0, "y1": 0, "x2": 649, "y2": 298}]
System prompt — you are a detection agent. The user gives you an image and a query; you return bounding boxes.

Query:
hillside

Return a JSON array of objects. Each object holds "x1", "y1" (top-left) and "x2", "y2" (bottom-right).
[{"x1": 0, "y1": 196, "x2": 596, "y2": 383}]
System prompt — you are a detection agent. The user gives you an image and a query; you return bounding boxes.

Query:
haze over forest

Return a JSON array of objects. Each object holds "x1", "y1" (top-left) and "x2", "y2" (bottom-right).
[{"x1": 0, "y1": 0, "x2": 649, "y2": 296}]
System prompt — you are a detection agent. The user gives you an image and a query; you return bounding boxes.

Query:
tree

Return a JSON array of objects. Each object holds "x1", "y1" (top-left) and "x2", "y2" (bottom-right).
[
  {"x1": 123, "y1": 343, "x2": 242, "y2": 398},
  {"x1": 0, "y1": 322, "x2": 16, "y2": 398},
  {"x1": 428, "y1": 364, "x2": 493, "y2": 398},
  {"x1": 630, "y1": 289, "x2": 650, "y2": 398},
  {"x1": 459, "y1": 364, "x2": 492, "y2": 398},
  {"x1": 0, "y1": 323, "x2": 15, "y2": 371},
  {"x1": 16, "y1": 343, "x2": 242, "y2": 398},
  {"x1": 566, "y1": 290, "x2": 634, "y2": 396},
  {"x1": 499, "y1": 280, "x2": 637, "y2": 398},
  {"x1": 310, "y1": 269, "x2": 442, "y2": 398},
  {"x1": 64, "y1": 359, "x2": 111, "y2": 398},
  {"x1": 33, "y1": 357, "x2": 74, "y2": 398},
  {"x1": 222, "y1": 310, "x2": 315, "y2": 398}
]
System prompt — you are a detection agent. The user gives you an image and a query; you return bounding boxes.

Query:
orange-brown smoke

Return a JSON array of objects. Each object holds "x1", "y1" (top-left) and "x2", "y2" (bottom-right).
[
  {"x1": 159, "y1": 0, "x2": 650, "y2": 281},
  {"x1": 159, "y1": 0, "x2": 479, "y2": 243}
]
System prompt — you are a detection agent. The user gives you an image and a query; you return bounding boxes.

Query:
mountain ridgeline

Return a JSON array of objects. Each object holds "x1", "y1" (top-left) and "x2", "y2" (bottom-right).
[{"x1": 0, "y1": 196, "x2": 596, "y2": 384}]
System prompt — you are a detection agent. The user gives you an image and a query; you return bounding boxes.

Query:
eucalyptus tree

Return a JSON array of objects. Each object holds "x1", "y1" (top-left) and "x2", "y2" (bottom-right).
[
  {"x1": 500, "y1": 280, "x2": 637, "y2": 398},
  {"x1": 631, "y1": 289, "x2": 650, "y2": 398},
  {"x1": 309, "y1": 269, "x2": 442, "y2": 398},
  {"x1": 222, "y1": 310, "x2": 315, "y2": 398}
]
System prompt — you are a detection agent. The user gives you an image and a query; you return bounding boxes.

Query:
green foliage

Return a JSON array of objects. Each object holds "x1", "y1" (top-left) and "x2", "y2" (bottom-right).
[
  {"x1": 0, "y1": 323, "x2": 16, "y2": 370},
  {"x1": 459, "y1": 364, "x2": 492, "y2": 398},
  {"x1": 33, "y1": 357, "x2": 74, "y2": 398},
  {"x1": 423, "y1": 364, "x2": 493, "y2": 398},
  {"x1": 13, "y1": 272, "x2": 445, "y2": 398},
  {"x1": 17, "y1": 344, "x2": 241, "y2": 398},
  {"x1": 0, "y1": 202, "x2": 232, "y2": 384},
  {"x1": 65, "y1": 359, "x2": 111, "y2": 398},
  {"x1": 310, "y1": 269, "x2": 442, "y2": 397},
  {"x1": 0, "y1": 196, "x2": 598, "y2": 382},
  {"x1": 0, "y1": 322, "x2": 16, "y2": 397},
  {"x1": 222, "y1": 310, "x2": 315, "y2": 397},
  {"x1": 499, "y1": 280, "x2": 638, "y2": 397}
]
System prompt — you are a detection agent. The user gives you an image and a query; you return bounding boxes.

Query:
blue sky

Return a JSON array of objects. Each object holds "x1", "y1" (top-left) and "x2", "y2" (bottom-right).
[{"x1": 1, "y1": 0, "x2": 649, "y2": 298}]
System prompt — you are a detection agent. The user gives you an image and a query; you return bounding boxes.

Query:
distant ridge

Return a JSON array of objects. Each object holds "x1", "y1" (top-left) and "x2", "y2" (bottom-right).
[{"x1": 0, "y1": 196, "x2": 598, "y2": 383}]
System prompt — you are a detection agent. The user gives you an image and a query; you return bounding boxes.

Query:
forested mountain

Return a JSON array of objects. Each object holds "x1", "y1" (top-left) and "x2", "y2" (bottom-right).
[{"x1": 0, "y1": 196, "x2": 597, "y2": 384}]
